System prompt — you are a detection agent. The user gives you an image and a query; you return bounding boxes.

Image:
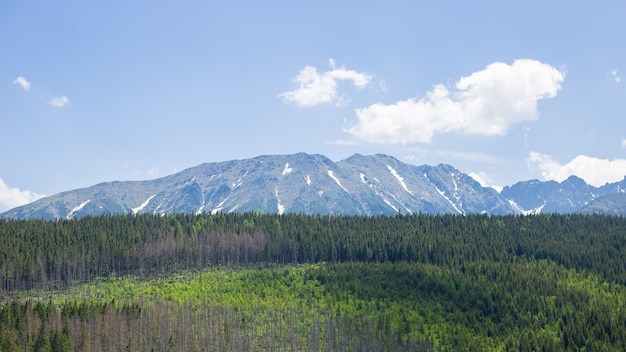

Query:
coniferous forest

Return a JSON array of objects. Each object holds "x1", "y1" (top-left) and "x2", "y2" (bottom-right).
[{"x1": 0, "y1": 213, "x2": 626, "y2": 351}]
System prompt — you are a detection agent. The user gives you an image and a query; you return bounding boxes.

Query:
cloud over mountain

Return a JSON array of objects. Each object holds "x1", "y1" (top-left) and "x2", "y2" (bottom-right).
[
  {"x1": 0, "y1": 178, "x2": 44, "y2": 212},
  {"x1": 527, "y1": 152, "x2": 626, "y2": 187},
  {"x1": 344, "y1": 59, "x2": 565, "y2": 144}
]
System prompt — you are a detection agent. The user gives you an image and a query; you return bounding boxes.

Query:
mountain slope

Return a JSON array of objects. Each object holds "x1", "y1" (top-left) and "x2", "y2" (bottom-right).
[
  {"x1": 4, "y1": 153, "x2": 626, "y2": 220},
  {"x1": 339, "y1": 154, "x2": 512, "y2": 214},
  {"x1": 1, "y1": 153, "x2": 517, "y2": 219},
  {"x1": 577, "y1": 193, "x2": 626, "y2": 215},
  {"x1": 500, "y1": 176, "x2": 596, "y2": 214}
]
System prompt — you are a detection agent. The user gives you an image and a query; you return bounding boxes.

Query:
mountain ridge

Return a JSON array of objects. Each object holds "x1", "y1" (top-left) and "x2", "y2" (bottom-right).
[{"x1": 3, "y1": 153, "x2": 626, "y2": 219}]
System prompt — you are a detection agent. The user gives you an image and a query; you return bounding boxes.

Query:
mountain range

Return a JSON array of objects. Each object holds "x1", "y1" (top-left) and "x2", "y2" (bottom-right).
[{"x1": 3, "y1": 153, "x2": 626, "y2": 220}]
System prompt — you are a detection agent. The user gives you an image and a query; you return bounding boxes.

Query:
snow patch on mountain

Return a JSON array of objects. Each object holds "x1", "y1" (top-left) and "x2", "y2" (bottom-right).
[
  {"x1": 388, "y1": 192, "x2": 412, "y2": 213},
  {"x1": 508, "y1": 199, "x2": 546, "y2": 215},
  {"x1": 388, "y1": 166, "x2": 413, "y2": 195},
  {"x1": 526, "y1": 201, "x2": 547, "y2": 215},
  {"x1": 507, "y1": 199, "x2": 525, "y2": 214},
  {"x1": 196, "y1": 202, "x2": 205, "y2": 215},
  {"x1": 275, "y1": 188, "x2": 285, "y2": 215},
  {"x1": 212, "y1": 198, "x2": 229, "y2": 215},
  {"x1": 327, "y1": 170, "x2": 348, "y2": 193},
  {"x1": 132, "y1": 194, "x2": 157, "y2": 215},
  {"x1": 435, "y1": 186, "x2": 463, "y2": 214},
  {"x1": 66, "y1": 200, "x2": 90, "y2": 219},
  {"x1": 282, "y1": 163, "x2": 293, "y2": 176},
  {"x1": 451, "y1": 173, "x2": 458, "y2": 192},
  {"x1": 233, "y1": 172, "x2": 248, "y2": 188},
  {"x1": 382, "y1": 197, "x2": 398, "y2": 212},
  {"x1": 359, "y1": 172, "x2": 408, "y2": 213}
]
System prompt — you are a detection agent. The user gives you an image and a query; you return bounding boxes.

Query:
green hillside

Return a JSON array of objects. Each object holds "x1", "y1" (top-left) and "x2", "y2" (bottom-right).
[{"x1": 0, "y1": 213, "x2": 625, "y2": 351}]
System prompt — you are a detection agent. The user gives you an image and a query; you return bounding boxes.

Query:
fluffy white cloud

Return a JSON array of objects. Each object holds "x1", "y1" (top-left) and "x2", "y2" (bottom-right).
[
  {"x1": 468, "y1": 171, "x2": 503, "y2": 192},
  {"x1": 49, "y1": 96, "x2": 69, "y2": 108},
  {"x1": 345, "y1": 59, "x2": 565, "y2": 144},
  {"x1": 527, "y1": 152, "x2": 626, "y2": 187},
  {"x1": 13, "y1": 76, "x2": 31, "y2": 91},
  {"x1": 0, "y1": 178, "x2": 44, "y2": 212},
  {"x1": 278, "y1": 58, "x2": 372, "y2": 107}
]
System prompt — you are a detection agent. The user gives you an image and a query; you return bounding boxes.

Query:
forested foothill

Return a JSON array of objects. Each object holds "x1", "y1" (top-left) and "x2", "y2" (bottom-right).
[{"x1": 0, "y1": 213, "x2": 625, "y2": 351}]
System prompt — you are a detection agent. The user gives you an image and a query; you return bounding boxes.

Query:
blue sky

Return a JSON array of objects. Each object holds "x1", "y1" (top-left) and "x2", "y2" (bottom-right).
[{"x1": 2, "y1": 1, "x2": 626, "y2": 211}]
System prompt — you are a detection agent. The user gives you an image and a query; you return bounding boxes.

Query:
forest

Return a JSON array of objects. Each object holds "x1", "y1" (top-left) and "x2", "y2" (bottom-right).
[{"x1": 0, "y1": 212, "x2": 625, "y2": 351}]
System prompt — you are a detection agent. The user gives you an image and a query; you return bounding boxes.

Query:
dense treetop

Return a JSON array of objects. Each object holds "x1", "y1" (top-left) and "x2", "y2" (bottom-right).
[{"x1": 1, "y1": 213, "x2": 625, "y2": 290}]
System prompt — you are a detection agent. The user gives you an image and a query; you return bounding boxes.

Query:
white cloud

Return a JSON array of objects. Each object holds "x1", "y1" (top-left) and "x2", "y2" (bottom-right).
[
  {"x1": 527, "y1": 152, "x2": 626, "y2": 187},
  {"x1": 345, "y1": 59, "x2": 565, "y2": 144},
  {"x1": 468, "y1": 171, "x2": 503, "y2": 192},
  {"x1": 49, "y1": 96, "x2": 69, "y2": 108},
  {"x1": 0, "y1": 178, "x2": 45, "y2": 212},
  {"x1": 13, "y1": 76, "x2": 31, "y2": 91},
  {"x1": 621, "y1": 138, "x2": 626, "y2": 149},
  {"x1": 278, "y1": 58, "x2": 372, "y2": 107},
  {"x1": 609, "y1": 69, "x2": 621, "y2": 84}
]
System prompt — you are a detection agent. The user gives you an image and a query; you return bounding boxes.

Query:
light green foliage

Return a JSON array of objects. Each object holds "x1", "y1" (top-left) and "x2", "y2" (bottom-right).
[
  {"x1": 7, "y1": 259, "x2": 626, "y2": 351},
  {"x1": 1, "y1": 213, "x2": 626, "y2": 350}
]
